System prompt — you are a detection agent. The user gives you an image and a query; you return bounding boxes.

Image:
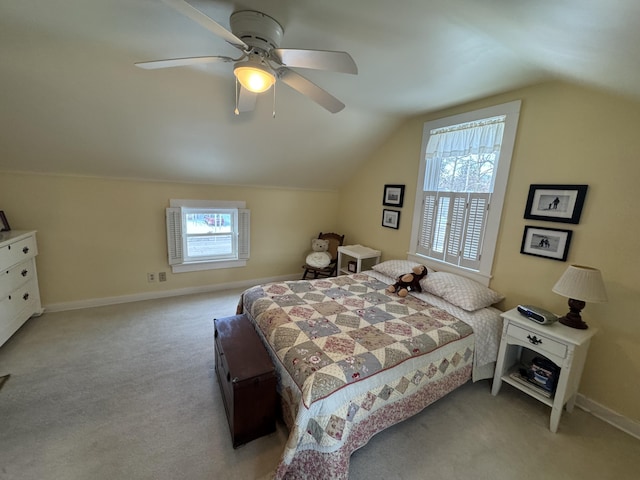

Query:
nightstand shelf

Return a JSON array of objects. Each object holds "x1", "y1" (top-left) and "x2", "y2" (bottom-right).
[
  {"x1": 505, "y1": 367, "x2": 554, "y2": 405},
  {"x1": 337, "y1": 245, "x2": 381, "y2": 275},
  {"x1": 491, "y1": 308, "x2": 597, "y2": 432}
]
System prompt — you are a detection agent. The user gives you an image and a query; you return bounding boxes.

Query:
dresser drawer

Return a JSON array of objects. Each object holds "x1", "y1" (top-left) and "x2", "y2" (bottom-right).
[
  {"x1": 0, "y1": 258, "x2": 36, "y2": 300},
  {"x1": 0, "y1": 278, "x2": 39, "y2": 326},
  {"x1": 507, "y1": 323, "x2": 567, "y2": 359},
  {"x1": 0, "y1": 234, "x2": 37, "y2": 271}
]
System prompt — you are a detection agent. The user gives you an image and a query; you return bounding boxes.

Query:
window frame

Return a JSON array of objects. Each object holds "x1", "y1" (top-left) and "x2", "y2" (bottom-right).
[
  {"x1": 408, "y1": 100, "x2": 521, "y2": 285},
  {"x1": 166, "y1": 199, "x2": 250, "y2": 273}
]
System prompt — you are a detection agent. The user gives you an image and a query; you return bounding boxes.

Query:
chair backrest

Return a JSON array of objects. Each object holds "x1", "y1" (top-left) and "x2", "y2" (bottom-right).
[{"x1": 318, "y1": 232, "x2": 345, "y2": 261}]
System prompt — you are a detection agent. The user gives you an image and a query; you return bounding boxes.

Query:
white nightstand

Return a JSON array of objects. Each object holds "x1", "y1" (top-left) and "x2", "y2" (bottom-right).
[
  {"x1": 491, "y1": 307, "x2": 597, "y2": 433},
  {"x1": 337, "y1": 245, "x2": 381, "y2": 275}
]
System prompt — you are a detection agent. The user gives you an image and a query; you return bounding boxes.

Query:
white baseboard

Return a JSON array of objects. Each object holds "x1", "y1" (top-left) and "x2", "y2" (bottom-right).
[
  {"x1": 576, "y1": 393, "x2": 640, "y2": 440},
  {"x1": 43, "y1": 273, "x2": 301, "y2": 313}
]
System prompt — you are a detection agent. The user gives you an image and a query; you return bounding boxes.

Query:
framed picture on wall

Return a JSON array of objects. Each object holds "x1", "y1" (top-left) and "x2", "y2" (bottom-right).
[
  {"x1": 0, "y1": 211, "x2": 10, "y2": 232},
  {"x1": 524, "y1": 184, "x2": 588, "y2": 224},
  {"x1": 382, "y1": 209, "x2": 400, "y2": 229},
  {"x1": 520, "y1": 225, "x2": 572, "y2": 261},
  {"x1": 383, "y1": 184, "x2": 405, "y2": 207}
]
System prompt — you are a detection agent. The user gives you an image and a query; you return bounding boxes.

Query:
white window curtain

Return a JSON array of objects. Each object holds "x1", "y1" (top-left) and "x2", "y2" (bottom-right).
[{"x1": 424, "y1": 116, "x2": 505, "y2": 192}]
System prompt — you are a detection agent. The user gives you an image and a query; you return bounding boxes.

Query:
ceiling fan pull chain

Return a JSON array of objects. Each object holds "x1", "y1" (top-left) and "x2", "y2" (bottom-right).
[
  {"x1": 272, "y1": 83, "x2": 276, "y2": 118},
  {"x1": 234, "y1": 77, "x2": 240, "y2": 115}
]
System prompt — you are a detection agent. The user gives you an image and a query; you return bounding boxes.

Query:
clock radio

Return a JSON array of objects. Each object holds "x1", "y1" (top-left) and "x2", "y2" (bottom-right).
[{"x1": 516, "y1": 305, "x2": 559, "y2": 325}]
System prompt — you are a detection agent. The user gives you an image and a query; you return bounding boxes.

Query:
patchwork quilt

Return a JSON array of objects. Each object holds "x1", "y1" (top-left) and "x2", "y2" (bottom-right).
[
  {"x1": 242, "y1": 273, "x2": 473, "y2": 408},
  {"x1": 240, "y1": 273, "x2": 477, "y2": 479}
]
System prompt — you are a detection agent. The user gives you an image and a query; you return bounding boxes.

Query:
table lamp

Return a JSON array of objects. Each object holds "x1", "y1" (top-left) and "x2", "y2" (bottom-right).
[{"x1": 552, "y1": 264, "x2": 607, "y2": 329}]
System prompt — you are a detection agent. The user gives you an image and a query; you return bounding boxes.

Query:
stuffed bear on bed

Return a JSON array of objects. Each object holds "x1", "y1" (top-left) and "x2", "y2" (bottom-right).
[{"x1": 386, "y1": 264, "x2": 428, "y2": 297}]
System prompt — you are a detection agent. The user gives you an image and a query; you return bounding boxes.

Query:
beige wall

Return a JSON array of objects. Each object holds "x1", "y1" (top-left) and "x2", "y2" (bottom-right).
[
  {"x1": 338, "y1": 81, "x2": 640, "y2": 423},
  {"x1": 0, "y1": 173, "x2": 339, "y2": 305},
  {"x1": 1, "y1": 80, "x2": 638, "y2": 424}
]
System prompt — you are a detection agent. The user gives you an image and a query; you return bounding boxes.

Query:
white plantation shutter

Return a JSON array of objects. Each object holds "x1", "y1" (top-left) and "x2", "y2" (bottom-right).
[
  {"x1": 417, "y1": 192, "x2": 489, "y2": 269},
  {"x1": 445, "y1": 194, "x2": 467, "y2": 265},
  {"x1": 417, "y1": 192, "x2": 437, "y2": 257},
  {"x1": 460, "y1": 193, "x2": 490, "y2": 269},
  {"x1": 166, "y1": 207, "x2": 184, "y2": 265},
  {"x1": 238, "y1": 209, "x2": 250, "y2": 260}
]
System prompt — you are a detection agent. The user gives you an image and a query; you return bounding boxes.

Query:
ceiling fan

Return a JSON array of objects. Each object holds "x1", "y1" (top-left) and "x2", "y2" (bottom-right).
[{"x1": 135, "y1": 0, "x2": 358, "y2": 114}]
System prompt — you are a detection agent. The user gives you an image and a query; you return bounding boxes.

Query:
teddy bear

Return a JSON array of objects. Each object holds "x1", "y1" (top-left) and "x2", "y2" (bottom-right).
[
  {"x1": 387, "y1": 264, "x2": 428, "y2": 297},
  {"x1": 305, "y1": 238, "x2": 332, "y2": 268}
]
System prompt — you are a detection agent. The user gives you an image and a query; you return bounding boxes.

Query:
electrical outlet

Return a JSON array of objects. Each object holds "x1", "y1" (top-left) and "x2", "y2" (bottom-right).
[
  {"x1": 147, "y1": 272, "x2": 156, "y2": 283},
  {"x1": 158, "y1": 271, "x2": 167, "y2": 282}
]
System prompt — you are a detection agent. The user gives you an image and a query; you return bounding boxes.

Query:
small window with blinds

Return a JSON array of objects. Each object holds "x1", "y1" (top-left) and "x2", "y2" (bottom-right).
[
  {"x1": 410, "y1": 101, "x2": 521, "y2": 280},
  {"x1": 166, "y1": 199, "x2": 249, "y2": 273}
]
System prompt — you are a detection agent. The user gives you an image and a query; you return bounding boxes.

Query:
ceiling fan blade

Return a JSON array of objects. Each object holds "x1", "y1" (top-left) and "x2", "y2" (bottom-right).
[
  {"x1": 135, "y1": 56, "x2": 234, "y2": 69},
  {"x1": 278, "y1": 68, "x2": 345, "y2": 113},
  {"x1": 272, "y1": 49, "x2": 357, "y2": 75},
  {"x1": 162, "y1": 0, "x2": 247, "y2": 50},
  {"x1": 237, "y1": 86, "x2": 257, "y2": 113}
]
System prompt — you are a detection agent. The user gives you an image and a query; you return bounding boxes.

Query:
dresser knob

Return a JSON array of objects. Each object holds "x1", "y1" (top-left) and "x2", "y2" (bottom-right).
[
  {"x1": 22, "y1": 269, "x2": 29, "y2": 277},
  {"x1": 527, "y1": 334, "x2": 542, "y2": 345},
  {"x1": 23, "y1": 293, "x2": 30, "y2": 301},
  {"x1": 23, "y1": 246, "x2": 29, "y2": 254}
]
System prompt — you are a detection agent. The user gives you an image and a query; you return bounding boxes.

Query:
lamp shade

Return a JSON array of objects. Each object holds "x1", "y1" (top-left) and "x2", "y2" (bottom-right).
[
  {"x1": 552, "y1": 265, "x2": 608, "y2": 303},
  {"x1": 233, "y1": 62, "x2": 275, "y2": 93}
]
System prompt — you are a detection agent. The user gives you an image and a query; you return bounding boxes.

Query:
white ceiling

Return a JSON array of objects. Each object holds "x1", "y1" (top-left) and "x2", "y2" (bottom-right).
[{"x1": 1, "y1": 0, "x2": 639, "y2": 190}]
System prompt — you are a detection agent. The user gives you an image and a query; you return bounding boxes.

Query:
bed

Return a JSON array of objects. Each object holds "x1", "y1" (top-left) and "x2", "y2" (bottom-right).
[{"x1": 237, "y1": 260, "x2": 504, "y2": 480}]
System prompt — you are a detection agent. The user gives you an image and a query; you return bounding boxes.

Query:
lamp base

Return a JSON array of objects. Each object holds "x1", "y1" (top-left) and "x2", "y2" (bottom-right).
[
  {"x1": 559, "y1": 314, "x2": 588, "y2": 329},
  {"x1": 559, "y1": 298, "x2": 588, "y2": 329}
]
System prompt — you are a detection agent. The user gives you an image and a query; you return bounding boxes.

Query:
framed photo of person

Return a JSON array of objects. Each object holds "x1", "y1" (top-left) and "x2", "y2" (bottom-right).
[
  {"x1": 524, "y1": 184, "x2": 588, "y2": 224},
  {"x1": 520, "y1": 226, "x2": 572, "y2": 261}
]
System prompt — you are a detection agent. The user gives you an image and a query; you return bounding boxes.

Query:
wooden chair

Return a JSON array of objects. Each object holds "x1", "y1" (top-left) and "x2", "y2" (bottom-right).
[{"x1": 302, "y1": 232, "x2": 345, "y2": 279}]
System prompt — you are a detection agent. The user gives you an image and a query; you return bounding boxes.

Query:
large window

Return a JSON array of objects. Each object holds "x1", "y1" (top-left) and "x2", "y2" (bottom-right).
[
  {"x1": 409, "y1": 101, "x2": 521, "y2": 284},
  {"x1": 166, "y1": 199, "x2": 250, "y2": 273}
]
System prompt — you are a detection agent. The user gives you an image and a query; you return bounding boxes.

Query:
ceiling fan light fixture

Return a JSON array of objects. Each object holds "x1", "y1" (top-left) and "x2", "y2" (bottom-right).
[{"x1": 233, "y1": 62, "x2": 275, "y2": 93}]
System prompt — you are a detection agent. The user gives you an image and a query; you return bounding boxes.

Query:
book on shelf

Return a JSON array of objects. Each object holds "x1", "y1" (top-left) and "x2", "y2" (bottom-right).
[{"x1": 508, "y1": 370, "x2": 552, "y2": 398}]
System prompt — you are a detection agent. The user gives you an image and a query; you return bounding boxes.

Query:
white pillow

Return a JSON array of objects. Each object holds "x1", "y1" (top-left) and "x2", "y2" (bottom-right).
[
  {"x1": 372, "y1": 260, "x2": 428, "y2": 279},
  {"x1": 420, "y1": 272, "x2": 504, "y2": 312}
]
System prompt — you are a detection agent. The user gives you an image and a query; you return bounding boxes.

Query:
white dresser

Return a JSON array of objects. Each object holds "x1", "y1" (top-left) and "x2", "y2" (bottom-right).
[{"x1": 0, "y1": 230, "x2": 43, "y2": 347}]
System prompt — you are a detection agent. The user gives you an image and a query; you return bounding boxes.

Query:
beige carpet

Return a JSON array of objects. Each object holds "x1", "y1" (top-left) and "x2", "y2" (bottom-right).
[{"x1": 0, "y1": 288, "x2": 638, "y2": 480}]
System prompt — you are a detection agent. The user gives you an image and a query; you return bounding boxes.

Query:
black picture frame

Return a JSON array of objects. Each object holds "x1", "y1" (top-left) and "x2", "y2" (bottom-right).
[
  {"x1": 383, "y1": 184, "x2": 405, "y2": 207},
  {"x1": 520, "y1": 226, "x2": 572, "y2": 261},
  {"x1": 0, "y1": 211, "x2": 10, "y2": 232},
  {"x1": 382, "y1": 209, "x2": 400, "y2": 229},
  {"x1": 524, "y1": 184, "x2": 588, "y2": 224}
]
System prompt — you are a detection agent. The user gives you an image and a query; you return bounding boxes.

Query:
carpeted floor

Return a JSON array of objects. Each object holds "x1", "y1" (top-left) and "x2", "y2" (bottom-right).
[{"x1": 0, "y1": 288, "x2": 638, "y2": 480}]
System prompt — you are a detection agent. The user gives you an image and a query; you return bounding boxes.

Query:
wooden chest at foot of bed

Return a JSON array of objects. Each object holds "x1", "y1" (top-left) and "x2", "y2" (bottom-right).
[{"x1": 214, "y1": 314, "x2": 277, "y2": 448}]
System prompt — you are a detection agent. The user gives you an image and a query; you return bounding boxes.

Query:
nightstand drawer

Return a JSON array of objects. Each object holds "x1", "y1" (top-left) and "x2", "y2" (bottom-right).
[{"x1": 507, "y1": 323, "x2": 567, "y2": 359}]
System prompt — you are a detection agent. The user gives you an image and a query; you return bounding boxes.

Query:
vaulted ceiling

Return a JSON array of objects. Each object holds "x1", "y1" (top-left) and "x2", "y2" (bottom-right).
[{"x1": 1, "y1": 0, "x2": 639, "y2": 190}]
